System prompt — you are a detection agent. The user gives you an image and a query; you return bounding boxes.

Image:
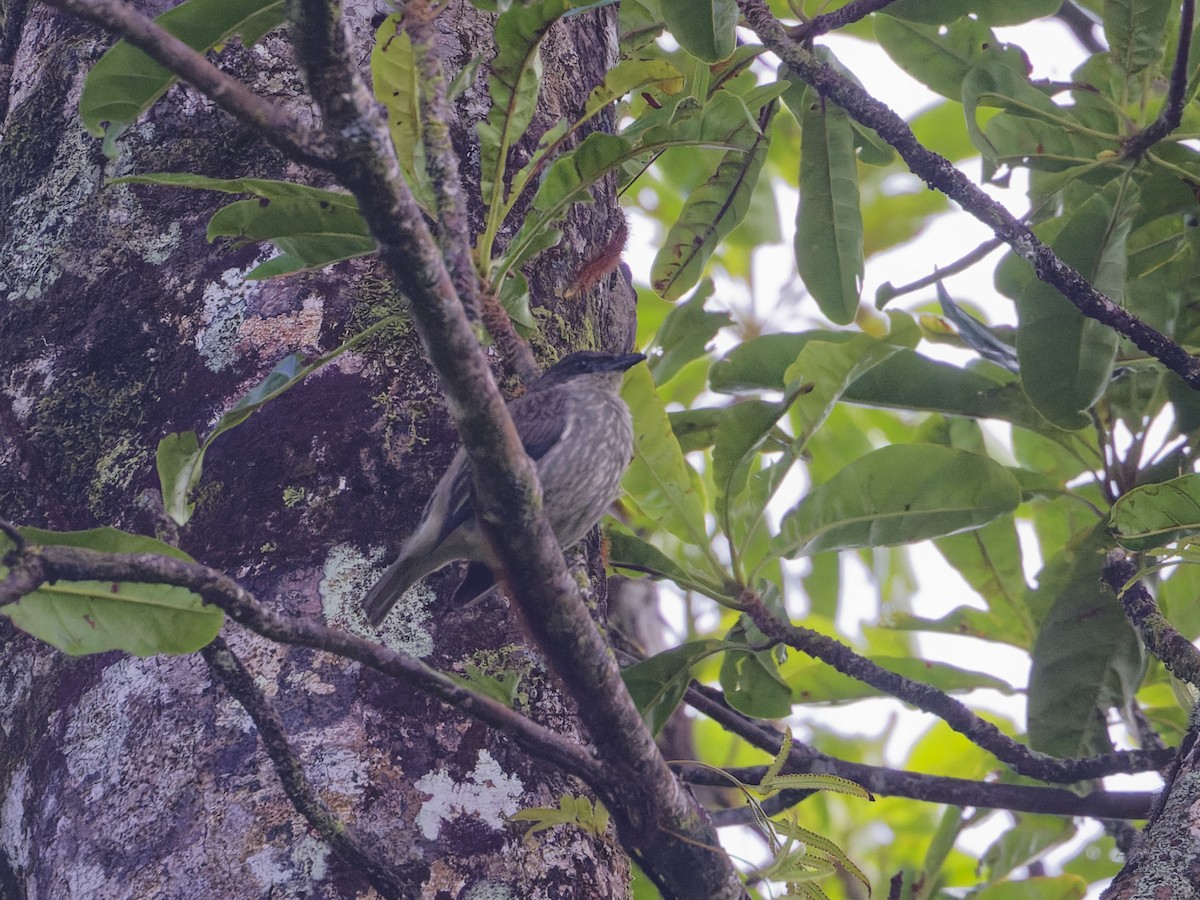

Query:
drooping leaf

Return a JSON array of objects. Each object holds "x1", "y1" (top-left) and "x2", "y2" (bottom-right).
[
  {"x1": 934, "y1": 517, "x2": 1034, "y2": 647},
  {"x1": 647, "y1": 280, "x2": 730, "y2": 385},
  {"x1": 1106, "y1": 0, "x2": 1173, "y2": 75},
  {"x1": 644, "y1": 0, "x2": 738, "y2": 63},
  {"x1": 773, "y1": 444, "x2": 1022, "y2": 557},
  {"x1": 936, "y1": 285, "x2": 1019, "y2": 371},
  {"x1": 882, "y1": 0, "x2": 1059, "y2": 26},
  {"x1": 1027, "y1": 527, "x2": 1145, "y2": 758},
  {"x1": 0, "y1": 527, "x2": 222, "y2": 656},
  {"x1": 621, "y1": 639, "x2": 726, "y2": 735},
  {"x1": 875, "y1": 14, "x2": 1029, "y2": 101},
  {"x1": 370, "y1": 13, "x2": 436, "y2": 215},
  {"x1": 794, "y1": 82, "x2": 863, "y2": 325},
  {"x1": 652, "y1": 104, "x2": 775, "y2": 300},
  {"x1": 720, "y1": 621, "x2": 793, "y2": 719},
  {"x1": 621, "y1": 366, "x2": 713, "y2": 558},
  {"x1": 79, "y1": 0, "x2": 285, "y2": 152},
  {"x1": 997, "y1": 180, "x2": 1136, "y2": 429}
]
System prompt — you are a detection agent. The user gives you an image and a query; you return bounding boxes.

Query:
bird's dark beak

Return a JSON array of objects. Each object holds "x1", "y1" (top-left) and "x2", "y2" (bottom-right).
[{"x1": 611, "y1": 352, "x2": 646, "y2": 372}]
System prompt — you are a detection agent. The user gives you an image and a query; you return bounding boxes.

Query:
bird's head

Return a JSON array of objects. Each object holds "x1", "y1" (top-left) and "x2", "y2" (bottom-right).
[{"x1": 535, "y1": 351, "x2": 645, "y2": 390}]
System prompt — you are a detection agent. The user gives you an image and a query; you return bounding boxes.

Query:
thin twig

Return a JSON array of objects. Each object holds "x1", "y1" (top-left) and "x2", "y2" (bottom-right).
[
  {"x1": 681, "y1": 684, "x2": 1161, "y2": 823},
  {"x1": 738, "y1": 0, "x2": 1200, "y2": 391},
  {"x1": 786, "y1": 0, "x2": 901, "y2": 42},
  {"x1": 1122, "y1": 0, "x2": 1195, "y2": 160},
  {"x1": 201, "y1": 636, "x2": 414, "y2": 899},
  {"x1": 738, "y1": 590, "x2": 1170, "y2": 783},
  {"x1": 876, "y1": 235, "x2": 1006, "y2": 305}
]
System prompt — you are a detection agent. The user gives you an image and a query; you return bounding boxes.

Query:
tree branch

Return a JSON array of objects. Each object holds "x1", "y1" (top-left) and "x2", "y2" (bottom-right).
[
  {"x1": 0, "y1": 541, "x2": 603, "y2": 784},
  {"x1": 739, "y1": 591, "x2": 1171, "y2": 783},
  {"x1": 786, "y1": 0, "x2": 902, "y2": 42},
  {"x1": 682, "y1": 684, "x2": 1162, "y2": 822},
  {"x1": 281, "y1": 2, "x2": 744, "y2": 896},
  {"x1": 1121, "y1": 0, "x2": 1195, "y2": 160},
  {"x1": 738, "y1": 0, "x2": 1200, "y2": 391},
  {"x1": 42, "y1": 0, "x2": 331, "y2": 167},
  {"x1": 404, "y1": 7, "x2": 540, "y2": 384},
  {"x1": 201, "y1": 636, "x2": 415, "y2": 899},
  {"x1": 1102, "y1": 550, "x2": 1200, "y2": 689}
]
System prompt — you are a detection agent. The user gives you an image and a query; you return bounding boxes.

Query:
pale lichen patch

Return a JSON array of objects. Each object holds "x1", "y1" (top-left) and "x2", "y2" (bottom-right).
[{"x1": 414, "y1": 749, "x2": 524, "y2": 841}]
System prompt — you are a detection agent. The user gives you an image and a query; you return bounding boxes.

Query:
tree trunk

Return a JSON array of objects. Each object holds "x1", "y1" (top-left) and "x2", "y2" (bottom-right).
[{"x1": 0, "y1": 1, "x2": 634, "y2": 896}]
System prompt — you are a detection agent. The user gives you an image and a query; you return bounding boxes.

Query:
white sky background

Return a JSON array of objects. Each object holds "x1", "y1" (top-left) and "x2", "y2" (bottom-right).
[{"x1": 622, "y1": 13, "x2": 1154, "y2": 893}]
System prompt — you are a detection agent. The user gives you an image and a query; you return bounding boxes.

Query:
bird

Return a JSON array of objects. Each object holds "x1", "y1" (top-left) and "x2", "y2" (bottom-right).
[{"x1": 362, "y1": 350, "x2": 646, "y2": 626}]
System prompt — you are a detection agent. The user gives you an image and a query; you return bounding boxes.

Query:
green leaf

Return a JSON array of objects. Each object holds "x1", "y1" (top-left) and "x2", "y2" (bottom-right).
[
  {"x1": 79, "y1": 0, "x2": 284, "y2": 148},
  {"x1": 621, "y1": 639, "x2": 725, "y2": 735},
  {"x1": 882, "y1": 0, "x2": 1059, "y2": 25},
  {"x1": 1106, "y1": 0, "x2": 1173, "y2": 75},
  {"x1": 970, "y1": 876, "x2": 1087, "y2": 900},
  {"x1": 983, "y1": 814, "x2": 1076, "y2": 884},
  {"x1": 479, "y1": 0, "x2": 570, "y2": 217},
  {"x1": 998, "y1": 180, "x2": 1136, "y2": 429},
  {"x1": 1027, "y1": 527, "x2": 1145, "y2": 757},
  {"x1": 648, "y1": 279, "x2": 730, "y2": 385},
  {"x1": 0, "y1": 527, "x2": 222, "y2": 656},
  {"x1": 937, "y1": 286, "x2": 1019, "y2": 371},
  {"x1": 652, "y1": 104, "x2": 775, "y2": 301},
  {"x1": 645, "y1": 0, "x2": 738, "y2": 63},
  {"x1": 370, "y1": 13, "x2": 437, "y2": 215},
  {"x1": 621, "y1": 366, "x2": 713, "y2": 556},
  {"x1": 875, "y1": 14, "x2": 1029, "y2": 101},
  {"x1": 157, "y1": 430, "x2": 203, "y2": 527},
  {"x1": 157, "y1": 320, "x2": 393, "y2": 526},
  {"x1": 795, "y1": 83, "x2": 863, "y2": 325},
  {"x1": 510, "y1": 793, "x2": 610, "y2": 838},
  {"x1": 934, "y1": 517, "x2": 1034, "y2": 647},
  {"x1": 773, "y1": 444, "x2": 1022, "y2": 557},
  {"x1": 606, "y1": 526, "x2": 732, "y2": 599},
  {"x1": 720, "y1": 621, "x2": 793, "y2": 719},
  {"x1": 961, "y1": 58, "x2": 1070, "y2": 169},
  {"x1": 502, "y1": 91, "x2": 760, "y2": 276},
  {"x1": 115, "y1": 174, "x2": 376, "y2": 278},
  {"x1": 1109, "y1": 473, "x2": 1200, "y2": 551},
  {"x1": 791, "y1": 656, "x2": 1017, "y2": 703},
  {"x1": 784, "y1": 331, "x2": 908, "y2": 453}
]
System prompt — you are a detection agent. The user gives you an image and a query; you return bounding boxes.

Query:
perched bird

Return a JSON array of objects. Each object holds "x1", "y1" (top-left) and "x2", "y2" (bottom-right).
[{"x1": 363, "y1": 350, "x2": 646, "y2": 626}]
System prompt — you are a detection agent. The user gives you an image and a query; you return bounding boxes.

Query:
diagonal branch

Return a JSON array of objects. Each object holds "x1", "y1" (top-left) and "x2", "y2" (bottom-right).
[
  {"x1": 738, "y1": 0, "x2": 1200, "y2": 392},
  {"x1": 740, "y1": 591, "x2": 1169, "y2": 783},
  {"x1": 786, "y1": 0, "x2": 902, "y2": 42},
  {"x1": 682, "y1": 683, "x2": 1164, "y2": 822},
  {"x1": 43, "y1": 0, "x2": 331, "y2": 167},
  {"x1": 201, "y1": 636, "x2": 415, "y2": 900},
  {"x1": 1, "y1": 540, "x2": 603, "y2": 783},
  {"x1": 281, "y1": 2, "x2": 744, "y2": 896},
  {"x1": 1103, "y1": 550, "x2": 1200, "y2": 688}
]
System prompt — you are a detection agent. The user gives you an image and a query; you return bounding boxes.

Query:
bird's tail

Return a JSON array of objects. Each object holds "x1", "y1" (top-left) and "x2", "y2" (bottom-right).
[{"x1": 362, "y1": 551, "x2": 430, "y2": 627}]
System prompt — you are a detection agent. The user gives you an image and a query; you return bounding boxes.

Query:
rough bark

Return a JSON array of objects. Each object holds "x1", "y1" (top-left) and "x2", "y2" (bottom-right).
[{"x1": 0, "y1": 2, "x2": 634, "y2": 896}]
